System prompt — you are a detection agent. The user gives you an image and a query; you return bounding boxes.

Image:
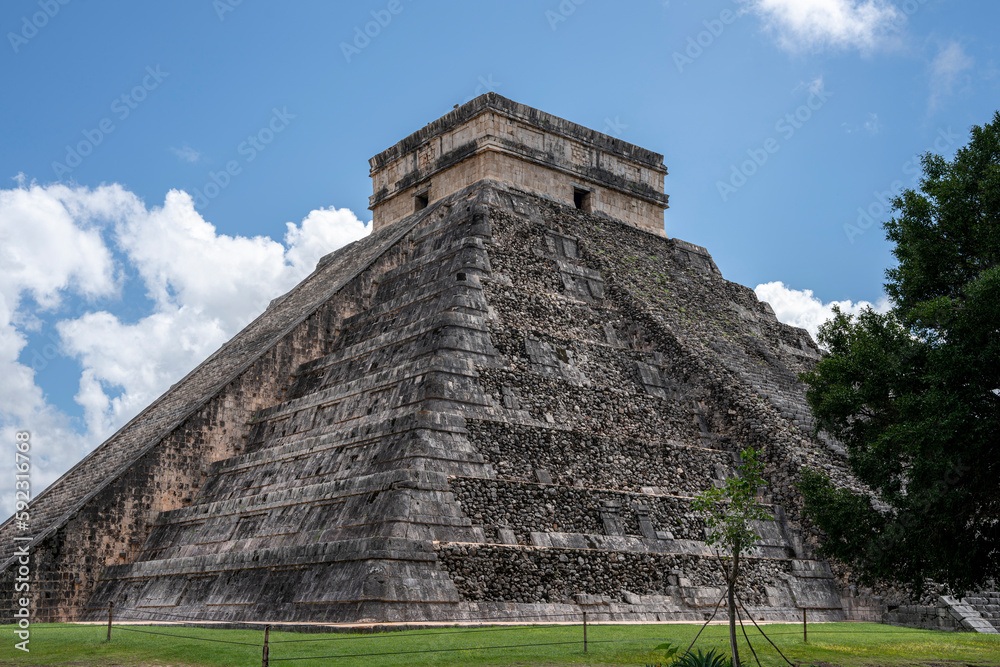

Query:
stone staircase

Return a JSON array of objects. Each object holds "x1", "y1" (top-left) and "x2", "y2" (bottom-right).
[{"x1": 960, "y1": 592, "x2": 1000, "y2": 632}]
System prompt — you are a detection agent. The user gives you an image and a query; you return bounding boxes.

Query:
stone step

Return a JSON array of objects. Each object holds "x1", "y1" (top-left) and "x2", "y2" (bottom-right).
[
  {"x1": 206, "y1": 412, "x2": 469, "y2": 477},
  {"x1": 252, "y1": 354, "x2": 491, "y2": 432},
  {"x1": 373, "y1": 235, "x2": 490, "y2": 288},
  {"x1": 336, "y1": 276, "x2": 489, "y2": 351},
  {"x1": 290, "y1": 310, "x2": 494, "y2": 391}
]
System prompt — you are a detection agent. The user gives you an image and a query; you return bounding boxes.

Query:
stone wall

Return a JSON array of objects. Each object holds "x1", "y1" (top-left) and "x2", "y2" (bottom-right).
[
  {"x1": 449, "y1": 477, "x2": 710, "y2": 543},
  {"x1": 463, "y1": 421, "x2": 731, "y2": 495},
  {"x1": 478, "y1": 190, "x2": 860, "y2": 552},
  {"x1": 436, "y1": 543, "x2": 789, "y2": 607}
]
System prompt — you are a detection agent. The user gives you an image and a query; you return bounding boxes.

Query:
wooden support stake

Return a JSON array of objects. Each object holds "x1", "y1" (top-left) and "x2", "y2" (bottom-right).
[
  {"x1": 803, "y1": 608, "x2": 807, "y2": 644},
  {"x1": 583, "y1": 611, "x2": 588, "y2": 653},
  {"x1": 106, "y1": 601, "x2": 113, "y2": 642},
  {"x1": 262, "y1": 625, "x2": 270, "y2": 667}
]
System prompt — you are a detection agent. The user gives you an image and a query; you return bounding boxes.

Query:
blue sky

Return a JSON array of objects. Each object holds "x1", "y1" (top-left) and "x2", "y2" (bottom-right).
[{"x1": 1, "y1": 0, "x2": 998, "y2": 513}]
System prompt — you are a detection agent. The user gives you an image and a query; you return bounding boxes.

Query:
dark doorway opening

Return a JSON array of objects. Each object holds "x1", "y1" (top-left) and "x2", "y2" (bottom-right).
[{"x1": 414, "y1": 191, "x2": 429, "y2": 212}]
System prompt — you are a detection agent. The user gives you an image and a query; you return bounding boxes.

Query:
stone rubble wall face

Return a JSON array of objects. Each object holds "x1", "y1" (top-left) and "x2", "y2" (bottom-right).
[
  {"x1": 436, "y1": 544, "x2": 789, "y2": 607},
  {"x1": 449, "y1": 478, "x2": 710, "y2": 544},
  {"x1": 463, "y1": 421, "x2": 731, "y2": 495}
]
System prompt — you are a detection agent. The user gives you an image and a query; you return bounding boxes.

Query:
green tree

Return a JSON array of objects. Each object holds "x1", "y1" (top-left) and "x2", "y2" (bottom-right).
[
  {"x1": 800, "y1": 111, "x2": 1000, "y2": 594},
  {"x1": 692, "y1": 447, "x2": 770, "y2": 667}
]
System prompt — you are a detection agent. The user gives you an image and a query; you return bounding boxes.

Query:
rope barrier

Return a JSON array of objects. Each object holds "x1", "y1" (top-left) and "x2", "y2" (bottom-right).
[
  {"x1": 680, "y1": 588, "x2": 728, "y2": 659},
  {"x1": 267, "y1": 639, "x2": 586, "y2": 661},
  {"x1": 35, "y1": 602, "x2": 974, "y2": 640},
  {"x1": 108, "y1": 605, "x2": 588, "y2": 627},
  {"x1": 735, "y1": 597, "x2": 762, "y2": 667},
  {"x1": 267, "y1": 637, "x2": 665, "y2": 662},
  {"x1": 735, "y1": 593, "x2": 795, "y2": 667},
  {"x1": 267, "y1": 622, "x2": 567, "y2": 643},
  {"x1": 114, "y1": 625, "x2": 262, "y2": 647}
]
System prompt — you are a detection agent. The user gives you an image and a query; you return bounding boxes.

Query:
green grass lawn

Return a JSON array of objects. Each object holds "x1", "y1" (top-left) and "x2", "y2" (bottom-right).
[{"x1": 1, "y1": 621, "x2": 998, "y2": 666}]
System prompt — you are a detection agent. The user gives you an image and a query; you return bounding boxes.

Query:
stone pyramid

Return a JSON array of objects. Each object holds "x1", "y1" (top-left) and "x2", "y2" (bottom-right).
[{"x1": 1, "y1": 94, "x2": 856, "y2": 624}]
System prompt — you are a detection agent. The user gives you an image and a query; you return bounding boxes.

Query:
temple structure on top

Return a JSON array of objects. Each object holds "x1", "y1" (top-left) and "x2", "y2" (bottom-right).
[{"x1": 368, "y1": 93, "x2": 669, "y2": 235}]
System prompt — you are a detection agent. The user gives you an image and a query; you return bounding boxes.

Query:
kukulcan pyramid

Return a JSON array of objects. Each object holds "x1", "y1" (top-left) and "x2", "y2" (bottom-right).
[{"x1": 3, "y1": 94, "x2": 873, "y2": 625}]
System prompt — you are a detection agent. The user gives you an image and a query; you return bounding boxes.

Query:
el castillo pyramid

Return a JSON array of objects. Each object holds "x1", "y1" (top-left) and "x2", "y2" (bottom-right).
[{"x1": 2, "y1": 94, "x2": 891, "y2": 626}]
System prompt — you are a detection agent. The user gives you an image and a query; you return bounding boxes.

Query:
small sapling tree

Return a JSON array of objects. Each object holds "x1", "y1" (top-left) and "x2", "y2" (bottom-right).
[{"x1": 692, "y1": 447, "x2": 770, "y2": 667}]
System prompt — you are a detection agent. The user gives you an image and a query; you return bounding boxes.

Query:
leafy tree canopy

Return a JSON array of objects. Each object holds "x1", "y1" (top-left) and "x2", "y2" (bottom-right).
[{"x1": 800, "y1": 111, "x2": 1000, "y2": 594}]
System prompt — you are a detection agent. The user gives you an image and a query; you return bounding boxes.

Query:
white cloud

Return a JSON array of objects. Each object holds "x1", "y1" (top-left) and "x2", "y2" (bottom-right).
[
  {"x1": 929, "y1": 41, "x2": 974, "y2": 112},
  {"x1": 66, "y1": 189, "x2": 372, "y2": 438},
  {"x1": 283, "y1": 206, "x2": 372, "y2": 277},
  {"x1": 0, "y1": 180, "x2": 371, "y2": 516},
  {"x1": 115, "y1": 189, "x2": 294, "y2": 330},
  {"x1": 0, "y1": 179, "x2": 122, "y2": 309},
  {"x1": 755, "y1": 281, "x2": 891, "y2": 340},
  {"x1": 169, "y1": 145, "x2": 202, "y2": 163},
  {"x1": 744, "y1": 0, "x2": 903, "y2": 53},
  {"x1": 0, "y1": 180, "x2": 137, "y2": 516},
  {"x1": 58, "y1": 307, "x2": 230, "y2": 439}
]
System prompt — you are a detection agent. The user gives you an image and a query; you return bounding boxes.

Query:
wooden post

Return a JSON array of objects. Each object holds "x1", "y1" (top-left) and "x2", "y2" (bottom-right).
[
  {"x1": 106, "y1": 601, "x2": 113, "y2": 642},
  {"x1": 802, "y1": 608, "x2": 807, "y2": 643},
  {"x1": 262, "y1": 625, "x2": 270, "y2": 667},
  {"x1": 583, "y1": 611, "x2": 588, "y2": 653}
]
